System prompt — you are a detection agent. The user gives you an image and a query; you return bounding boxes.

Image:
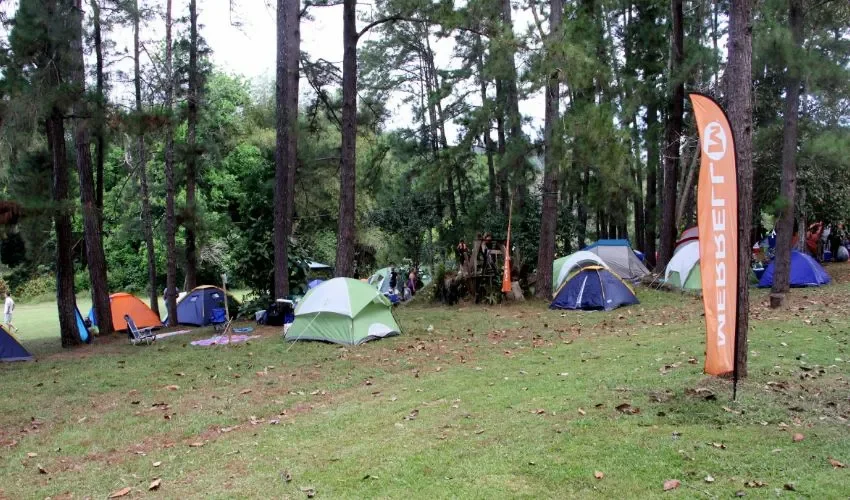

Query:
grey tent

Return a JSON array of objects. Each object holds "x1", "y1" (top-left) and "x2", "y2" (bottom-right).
[{"x1": 583, "y1": 239, "x2": 650, "y2": 280}]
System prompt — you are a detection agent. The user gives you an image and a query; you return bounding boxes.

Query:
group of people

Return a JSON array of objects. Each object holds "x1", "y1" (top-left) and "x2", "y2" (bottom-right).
[
  {"x1": 387, "y1": 267, "x2": 420, "y2": 301},
  {"x1": 805, "y1": 222, "x2": 850, "y2": 262}
]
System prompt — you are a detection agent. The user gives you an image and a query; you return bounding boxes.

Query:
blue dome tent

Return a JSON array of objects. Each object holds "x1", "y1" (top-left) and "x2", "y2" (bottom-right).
[
  {"x1": 551, "y1": 266, "x2": 639, "y2": 311},
  {"x1": 168, "y1": 286, "x2": 238, "y2": 326},
  {"x1": 0, "y1": 325, "x2": 32, "y2": 362},
  {"x1": 758, "y1": 250, "x2": 831, "y2": 288}
]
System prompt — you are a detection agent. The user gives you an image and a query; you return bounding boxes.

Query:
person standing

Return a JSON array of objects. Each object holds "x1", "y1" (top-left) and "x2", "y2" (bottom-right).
[{"x1": 4, "y1": 291, "x2": 16, "y2": 333}]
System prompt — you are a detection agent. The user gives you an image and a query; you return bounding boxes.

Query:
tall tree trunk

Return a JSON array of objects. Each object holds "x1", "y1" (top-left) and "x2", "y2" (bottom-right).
[
  {"x1": 495, "y1": 76, "x2": 508, "y2": 213},
  {"x1": 47, "y1": 110, "x2": 80, "y2": 347},
  {"x1": 676, "y1": 146, "x2": 699, "y2": 227},
  {"x1": 536, "y1": 0, "x2": 562, "y2": 299},
  {"x1": 657, "y1": 0, "x2": 684, "y2": 271},
  {"x1": 726, "y1": 0, "x2": 754, "y2": 378},
  {"x1": 645, "y1": 102, "x2": 659, "y2": 268},
  {"x1": 164, "y1": 0, "x2": 178, "y2": 325},
  {"x1": 134, "y1": 0, "x2": 159, "y2": 315},
  {"x1": 577, "y1": 165, "x2": 590, "y2": 247},
  {"x1": 90, "y1": 0, "x2": 105, "y2": 230},
  {"x1": 72, "y1": 0, "x2": 113, "y2": 335},
  {"x1": 475, "y1": 35, "x2": 498, "y2": 210},
  {"x1": 185, "y1": 0, "x2": 199, "y2": 290},
  {"x1": 274, "y1": 0, "x2": 300, "y2": 297},
  {"x1": 771, "y1": 0, "x2": 803, "y2": 303},
  {"x1": 334, "y1": 0, "x2": 357, "y2": 277},
  {"x1": 500, "y1": 0, "x2": 524, "y2": 205}
]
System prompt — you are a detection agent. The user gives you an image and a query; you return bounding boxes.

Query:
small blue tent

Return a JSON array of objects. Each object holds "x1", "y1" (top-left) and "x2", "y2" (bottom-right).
[
  {"x1": 551, "y1": 266, "x2": 640, "y2": 311},
  {"x1": 758, "y1": 251, "x2": 831, "y2": 288},
  {"x1": 307, "y1": 279, "x2": 324, "y2": 290},
  {"x1": 0, "y1": 325, "x2": 32, "y2": 362},
  {"x1": 170, "y1": 286, "x2": 236, "y2": 326}
]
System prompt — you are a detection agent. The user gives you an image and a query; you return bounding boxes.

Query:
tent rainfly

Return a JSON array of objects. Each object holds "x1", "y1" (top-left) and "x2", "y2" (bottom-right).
[
  {"x1": 550, "y1": 266, "x2": 639, "y2": 311},
  {"x1": 758, "y1": 251, "x2": 831, "y2": 288},
  {"x1": 552, "y1": 251, "x2": 609, "y2": 293},
  {"x1": 665, "y1": 241, "x2": 701, "y2": 291}
]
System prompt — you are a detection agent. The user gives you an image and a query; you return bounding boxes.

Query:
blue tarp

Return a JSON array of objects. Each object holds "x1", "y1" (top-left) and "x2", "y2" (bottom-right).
[
  {"x1": 551, "y1": 268, "x2": 639, "y2": 311},
  {"x1": 0, "y1": 325, "x2": 32, "y2": 362},
  {"x1": 758, "y1": 251, "x2": 831, "y2": 288},
  {"x1": 307, "y1": 279, "x2": 324, "y2": 290},
  {"x1": 583, "y1": 239, "x2": 632, "y2": 250},
  {"x1": 75, "y1": 306, "x2": 91, "y2": 343}
]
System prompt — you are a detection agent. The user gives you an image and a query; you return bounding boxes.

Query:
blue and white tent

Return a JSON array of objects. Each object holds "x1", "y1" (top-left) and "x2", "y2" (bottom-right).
[
  {"x1": 0, "y1": 325, "x2": 32, "y2": 362},
  {"x1": 551, "y1": 266, "x2": 639, "y2": 311}
]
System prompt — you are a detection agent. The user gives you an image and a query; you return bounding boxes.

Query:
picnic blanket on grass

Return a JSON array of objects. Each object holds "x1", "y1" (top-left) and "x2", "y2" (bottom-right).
[{"x1": 190, "y1": 334, "x2": 261, "y2": 346}]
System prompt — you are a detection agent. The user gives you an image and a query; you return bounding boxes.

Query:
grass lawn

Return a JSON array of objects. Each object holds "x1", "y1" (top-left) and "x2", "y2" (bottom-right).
[{"x1": 1, "y1": 276, "x2": 848, "y2": 498}]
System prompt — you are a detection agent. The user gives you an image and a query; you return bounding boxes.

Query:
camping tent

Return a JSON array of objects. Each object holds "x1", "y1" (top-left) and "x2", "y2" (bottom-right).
[
  {"x1": 665, "y1": 241, "x2": 701, "y2": 291},
  {"x1": 758, "y1": 251, "x2": 831, "y2": 288},
  {"x1": 368, "y1": 267, "x2": 393, "y2": 294},
  {"x1": 171, "y1": 286, "x2": 237, "y2": 326},
  {"x1": 0, "y1": 325, "x2": 32, "y2": 362},
  {"x1": 551, "y1": 266, "x2": 639, "y2": 311},
  {"x1": 552, "y1": 251, "x2": 609, "y2": 292},
  {"x1": 583, "y1": 240, "x2": 650, "y2": 280},
  {"x1": 285, "y1": 277, "x2": 401, "y2": 345},
  {"x1": 89, "y1": 292, "x2": 162, "y2": 331},
  {"x1": 675, "y1": 226, "x2": 699, "y2": 253}
]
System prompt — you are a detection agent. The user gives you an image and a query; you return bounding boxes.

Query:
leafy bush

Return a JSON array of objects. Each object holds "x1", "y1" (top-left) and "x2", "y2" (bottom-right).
[{"x1": 16, "y1": 274, "x2": 56, "y2": 300}]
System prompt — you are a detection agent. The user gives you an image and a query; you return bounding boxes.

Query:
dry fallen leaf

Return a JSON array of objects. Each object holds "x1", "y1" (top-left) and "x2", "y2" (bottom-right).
[
  {"x1": 282, "y1": 470, "x2": 292, "y2": 482},
  {"x1": 300, "y1": 486, "x2": 316, "y2": 498},
  {"x1": 26, "y1": 452, "x2": 37, "y2": 458},
  {"x1": 711, "y1": 442, "x2": 727, "y2": 449},
  {"x1": 744, "y1": 480, "x2": 767, "y2": 488},
  {"x1": 828, "y1": 458, "x2": 846, "y2": 468},
  {"x1": 37, "y1": 464, "x2": 47, "y2": 474},
  {"x1": 792, "y1": 433, "x2": 805, "y2": 442},
  {"x1": 615, "y1": 403, "x2": 640, "y2": 415},
  {"x1": 704, "y1": 475, "x2": 715, "y2": 483},
  {"x1": 165, "y1": 385, "x2": 179, "y2": 391},
  {"x1": 594, "y1": 471, "x2": 604, "y2": 480},
  {"x1": 240, "y1": 389, "x2": 252, "y2": 395},
  {"x1": 663, "y1": 479, "x2": 681, "y2": 491},
  {"x1": 578, "y1": 408, "x2": 586, "y2": 416},
  {"x1": 148, "y1": 478, "x2": 161, "y2": 491},
  {"x1": 153, "y1": 461, "x2": 162, "y2": 467},
  {"x1": 531, "y1": 409, "x2": 546, "y2": 415},
  {"x1": 108, "y1": 487, "x2": 132, "y2": 498},
  {"x1": 784, "y1": 483, "x2": 796, "y2": 491},
  {"x1": 189, "y1": 441, "x2": 205, "y2": 448}
]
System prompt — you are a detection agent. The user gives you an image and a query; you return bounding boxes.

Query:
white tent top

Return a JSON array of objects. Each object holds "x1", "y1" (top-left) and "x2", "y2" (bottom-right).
[
  {"x1": 308, "y1": 261, "x2": 332, "y2": 270},
  {"x1": 296, "y1": 277, "x2": 388, "y2": 318},
  {"x1": 553, "y1": 251, "x2": 609, "y2": 291},
  {"x1": 665, "y1": 240, "x2": 700, "y2": 282}
]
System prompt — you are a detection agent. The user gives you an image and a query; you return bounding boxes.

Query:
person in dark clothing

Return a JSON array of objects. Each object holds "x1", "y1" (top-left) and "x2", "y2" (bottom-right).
[
  {"x1": 456, "y1": 239, "x2": 470, "y2": 268},
  {"x1": 389, "y1": 268, "x2": 398, "y2": 293},
  {"x1": 829, "y1": 224, "x2": 843, "y2": 260}
]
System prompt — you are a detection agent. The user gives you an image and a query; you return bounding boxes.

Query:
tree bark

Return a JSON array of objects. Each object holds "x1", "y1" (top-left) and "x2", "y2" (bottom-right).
[
  {"x1": 47, "y1": 109, "x2": 80, "y2": 347},
  {"x1": 90, "y1": 0, "x2": 105, "y2": 230},
  {"x1": 495, "y1": 79, "x2": 508, "y2": 213},
  {"x1": 164, "y1": 0, "x2": 178, "y2": 325},
  {"x1": 657, "y1": 0, "x2": 684, "y2": 271},
  {"x1": 645, "y1": 102, "x2": 659, "y2": 268},
  {"x1": 726, "y1": 0, "x2": 754, "y2": 378},
  {"x1": 770, "y1": 0, "x2": 804, "y2": 303},
  {"x1": 334, "y1": 0, "x2": 357, "y2": 277},
  {"x1": 536, "y1": 0, "x2": 562, "y2": 299},
  {"x1": 500, "y1": 0, "x2": 524, "y2": 206},
  {"x1": 134, "y1": 0, "x2": 159, "y2": 315},
  {"x1": 185, "y1": 0, "x2": 199, "y2": 290},
  {"x1": 577, "y1": 165, "x2": 590, "y2": 248},
  {"x1": 72, "y1": 0, "x2": 113, "y2": 335},
  {"x1": 274, "y1": 0, "x2": 300, "y2": 298}
]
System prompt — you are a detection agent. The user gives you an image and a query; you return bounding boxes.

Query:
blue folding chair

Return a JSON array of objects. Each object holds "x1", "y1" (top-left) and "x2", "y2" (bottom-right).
[{"x1": 210, "y1": 308, "x2": 227, "y2": 333}]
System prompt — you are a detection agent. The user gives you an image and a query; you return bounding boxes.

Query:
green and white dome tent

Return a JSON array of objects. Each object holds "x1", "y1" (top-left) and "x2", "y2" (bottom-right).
[
  {"x1": 285, "y1": 278, "x2": 402, "y2": 345},
  {"x1": 664, "y1": 240, "x2": 701, "y2": 291}
]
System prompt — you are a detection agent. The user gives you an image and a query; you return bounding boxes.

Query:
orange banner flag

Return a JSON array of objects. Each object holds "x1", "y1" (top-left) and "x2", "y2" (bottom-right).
[
  {"x1": 690, "y1": 93, "x2": 738, "y2": 376},
  {"x1": 502, "y1": 198, "x2": 513, "y2": 293}
]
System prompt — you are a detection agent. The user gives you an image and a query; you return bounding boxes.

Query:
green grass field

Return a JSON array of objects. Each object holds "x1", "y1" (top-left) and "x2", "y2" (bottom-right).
[{"x1": 1, "y1": 277, "x2": 848, "y2": 498}]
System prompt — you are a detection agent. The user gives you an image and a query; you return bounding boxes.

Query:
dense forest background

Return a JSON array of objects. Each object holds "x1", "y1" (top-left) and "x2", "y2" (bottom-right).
[{"x1": 1, "y1": 0, "x2": 849, "y2": 345}]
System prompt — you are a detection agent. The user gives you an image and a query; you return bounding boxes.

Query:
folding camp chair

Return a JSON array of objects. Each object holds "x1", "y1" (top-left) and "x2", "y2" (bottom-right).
[
  {"x1": 125, "y1": 314, "x2": 156, "y2": 345},
  {"x1": 210, "y1": 308, "x2": 227, "y2": 333}
]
